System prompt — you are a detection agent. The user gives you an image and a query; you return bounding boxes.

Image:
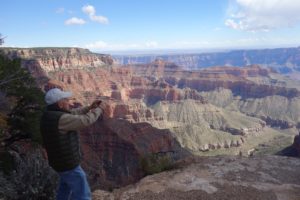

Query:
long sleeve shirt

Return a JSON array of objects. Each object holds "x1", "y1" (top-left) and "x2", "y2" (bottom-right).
[{"x1": 58, "y1": 106, "x2": 102, "y2": 134}]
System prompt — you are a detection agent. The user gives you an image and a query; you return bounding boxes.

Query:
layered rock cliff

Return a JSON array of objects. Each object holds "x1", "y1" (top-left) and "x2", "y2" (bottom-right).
[
  {"x1": 114, "y1": 46, "x2": 300, "y2": 73},
  {"x1": 201, "y1": 88, "x2": 300, "y2": 129},
  {"x1": 80, "y1": 118, "x2": 189, "y2": 190},
  {"x1": 0, "y1": 47, "x2": 114, "y2": 83}
]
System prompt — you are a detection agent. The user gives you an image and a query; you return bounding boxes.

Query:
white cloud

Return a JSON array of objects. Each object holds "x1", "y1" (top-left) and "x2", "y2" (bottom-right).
[
  {"x1": 65, "y1": 17, "x2": 86, "y2": 25},
  {"x1": 226, "y1": 0, "x2": 300, "y2": 31},
  {"x1": 90, "y1": 15, "x2": 109, "y2": 24},
  {"x1": 82, "y1": 5, "x2": 95, "y2": 16},
  {"x1": 225, "y1": 19, "x2": 241, "y2": 30},
  {"x1": 82, "y1": 4, "x2": 109, "y2": 24}
]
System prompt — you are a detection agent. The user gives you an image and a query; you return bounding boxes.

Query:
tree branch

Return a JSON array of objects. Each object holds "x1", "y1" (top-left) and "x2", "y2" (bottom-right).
[{"x1": 0, "y1": 76, "x2": 29, "y2": 87}]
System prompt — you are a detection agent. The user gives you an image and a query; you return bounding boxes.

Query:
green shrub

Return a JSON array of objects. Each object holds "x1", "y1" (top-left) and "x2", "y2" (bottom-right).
[{"x1": 140, "y1": 153, "x2": 174, "y2": 175}]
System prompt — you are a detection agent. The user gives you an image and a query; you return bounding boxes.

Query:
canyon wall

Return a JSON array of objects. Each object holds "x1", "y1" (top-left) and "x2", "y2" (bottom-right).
[
  {"x1": 114, "y1": 47, "x2": 300, "y2": 73},
  {"x1": 80, "y1": 118, "x2": 189, "y2": 189}
]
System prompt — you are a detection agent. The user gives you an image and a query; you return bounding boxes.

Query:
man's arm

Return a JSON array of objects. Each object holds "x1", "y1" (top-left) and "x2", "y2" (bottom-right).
[
  {"x1": 70, "y1": 100, "x2": 102, "y2": 115},
  {"x1": 58, "y1": 108, "x2": 102, "y2": 133},
  {"x1": 70, "y1": 106, "x2": 90, "y2": 115}
]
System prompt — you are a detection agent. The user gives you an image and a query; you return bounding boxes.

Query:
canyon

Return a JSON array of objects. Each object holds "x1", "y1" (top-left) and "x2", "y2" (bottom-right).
[
  {"x1": 0, "y1": 47, "x2": 299, "y2": 191},
  {"x1": 114, "y1": 46, "x2": 300, "y2": 74}
]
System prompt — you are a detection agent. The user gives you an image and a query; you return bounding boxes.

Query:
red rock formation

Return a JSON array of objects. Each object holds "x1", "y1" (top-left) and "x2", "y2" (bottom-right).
[
  {"x1": 1, "y1": 48, "x2": 114, "y2": 73},
  {"x1": 201, "y1": 65, "x2": 271, "y2": 78},
  {"x1": 176, "y1": 79, "x2": 300, "y2": 98},
  {"x1": 80, "y1": 118, "x2": 189, "y2": 189}
]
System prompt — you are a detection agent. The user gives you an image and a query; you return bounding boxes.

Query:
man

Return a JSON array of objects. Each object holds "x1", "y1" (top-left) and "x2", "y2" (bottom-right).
[{"x1": 40, "y1": 88, "x2": 103, "y2": 200}]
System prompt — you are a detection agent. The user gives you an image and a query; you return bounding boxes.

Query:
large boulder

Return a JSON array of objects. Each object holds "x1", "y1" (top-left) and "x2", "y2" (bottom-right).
[{"x1": 80, "y1": 118, "x2": 189, "y2": 190}]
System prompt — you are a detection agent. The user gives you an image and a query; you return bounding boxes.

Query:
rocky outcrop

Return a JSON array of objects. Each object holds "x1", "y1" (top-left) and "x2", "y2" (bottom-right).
[
  {"x1": 80, "y1": 118, "x2": 189, "y2": 190},
  {"x1": 0, "y1": 142, "x2": 58, "y2": 199},
  {"x1": 260, "y1": 116, "x2": 295, "y2": 129},
  {"x1": 93, "y1": 155, "x2": 300, "y2": 200},
  {"x1": 220, "y1": 124, "x2": 266, "y2": 136},
  {"x1": 198, "y1": 137, "x2": 245, "y2": 151},
  {"x1": 281, "y1": 133, "x2": 300, "y2": 157},
  {"x1": 292, "y1": 133, "x2": 300, "y2": 156}
]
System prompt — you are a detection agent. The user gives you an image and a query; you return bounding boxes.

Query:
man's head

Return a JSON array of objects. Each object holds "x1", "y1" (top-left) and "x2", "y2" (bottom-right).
[{"x1": 45, "y1": 88, "x2": 72, "y2": 110}]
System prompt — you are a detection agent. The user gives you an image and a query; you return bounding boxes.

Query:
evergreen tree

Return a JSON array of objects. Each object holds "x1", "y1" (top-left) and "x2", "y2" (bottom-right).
[{"x1": 0, "y1": 54, "x2": 45, "y2": 146}]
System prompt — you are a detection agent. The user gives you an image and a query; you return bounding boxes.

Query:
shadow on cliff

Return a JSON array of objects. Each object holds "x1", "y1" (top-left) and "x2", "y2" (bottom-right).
[
  {"x1": 80, "y1": 118, "x2": 191, "y2": 191},
  {"x1": 276, "y1": 132, "x2": 300, "y2": 157}
]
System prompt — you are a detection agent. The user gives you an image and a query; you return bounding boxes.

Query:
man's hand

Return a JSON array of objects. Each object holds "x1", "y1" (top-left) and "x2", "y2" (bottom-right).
[{"x1": 89, "y1": 100, "x2": 102, "y2": 110}]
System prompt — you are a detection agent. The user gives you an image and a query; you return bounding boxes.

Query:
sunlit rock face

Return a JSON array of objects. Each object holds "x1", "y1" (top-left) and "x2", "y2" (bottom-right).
[
  {"x1": 0, "y1": 47, "x2": 113, "y2": 72},
  {"x1": 0, "y1": 47, "x2": 114, "y2": 84},
  {"x1": 92, "y1": 155, "x2": 300, "y2": 200}
]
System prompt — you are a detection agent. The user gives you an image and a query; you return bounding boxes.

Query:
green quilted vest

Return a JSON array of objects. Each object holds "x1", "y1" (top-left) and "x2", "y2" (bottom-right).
[{"x1": 40, "y1": 110, "x2": 81, "y2": 172}]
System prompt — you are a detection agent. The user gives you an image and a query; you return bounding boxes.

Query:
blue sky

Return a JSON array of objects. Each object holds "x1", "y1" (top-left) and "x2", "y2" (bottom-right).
[{"x1": 1, "y1": 0, "x2": 300, "y2": 52}]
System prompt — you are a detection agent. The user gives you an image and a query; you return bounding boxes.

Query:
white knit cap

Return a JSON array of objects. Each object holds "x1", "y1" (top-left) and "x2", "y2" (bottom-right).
[{"x1": 45, "y1": 88, "x2": 72, "y2": 105}]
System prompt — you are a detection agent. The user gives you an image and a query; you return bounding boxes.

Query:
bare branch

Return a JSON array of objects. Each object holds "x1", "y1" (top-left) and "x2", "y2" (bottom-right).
[
  {"x1": 0, "y1": 33, "x2": 4, "y2": 46},
  {"x1": 0, "y1": 76, "x2": 29, "y2": 86}
]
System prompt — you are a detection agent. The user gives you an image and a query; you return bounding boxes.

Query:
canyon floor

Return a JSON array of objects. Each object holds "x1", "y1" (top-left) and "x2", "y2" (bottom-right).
[{"x1": 93, "y1": 155, "x2": 300, "y2": 200}]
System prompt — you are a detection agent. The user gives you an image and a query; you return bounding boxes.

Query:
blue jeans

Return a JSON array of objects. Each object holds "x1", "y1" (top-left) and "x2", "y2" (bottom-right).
[{"x1": 56, "y1": 165, "x2": 91, "y2": 200}]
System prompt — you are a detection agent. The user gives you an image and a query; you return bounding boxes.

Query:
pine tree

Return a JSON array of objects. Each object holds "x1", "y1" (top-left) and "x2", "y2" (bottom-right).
[{"x1": 0, "y1": 54, "x2": 45, "y2": 146}]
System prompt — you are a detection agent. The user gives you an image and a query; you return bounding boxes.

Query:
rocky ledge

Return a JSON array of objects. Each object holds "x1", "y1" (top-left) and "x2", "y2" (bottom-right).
[{"x1": 93, "y1": 155, "x2": 300, "y2": 200}]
